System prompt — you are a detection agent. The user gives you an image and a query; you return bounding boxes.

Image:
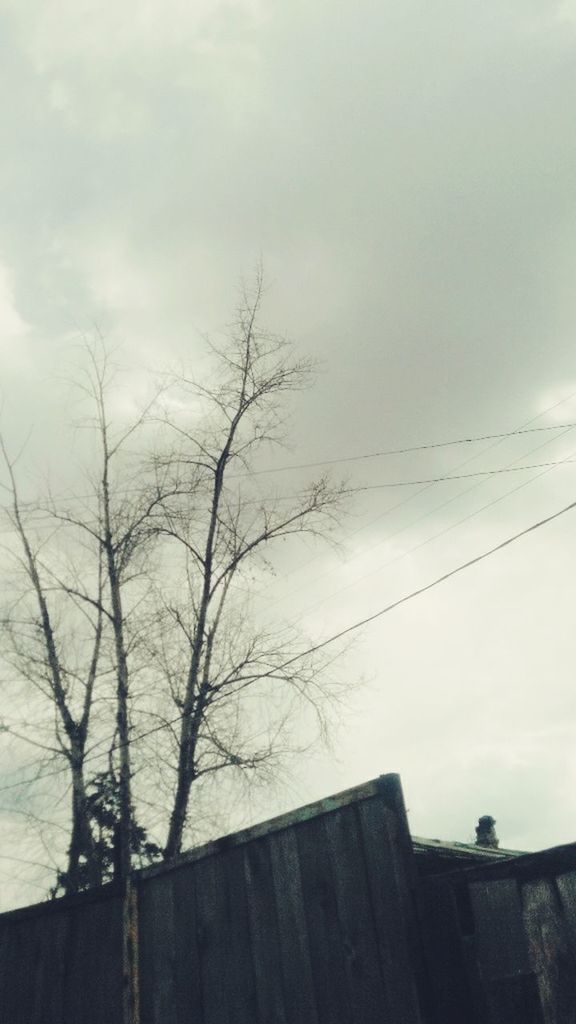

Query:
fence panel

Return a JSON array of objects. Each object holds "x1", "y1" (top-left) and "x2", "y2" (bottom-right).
[
  {"x1": 0, "y1": 774, "x2": 424, "y2": 1024},
  {"x1": 137, "y1": 773, "x2": 424, "y2": 1024},
  {"x1": 418, "y1": 844, "x2": 576, "y2": 1024},
  {"x1": 0, "y1": 890, "x2": 122, "y2": 1024}
]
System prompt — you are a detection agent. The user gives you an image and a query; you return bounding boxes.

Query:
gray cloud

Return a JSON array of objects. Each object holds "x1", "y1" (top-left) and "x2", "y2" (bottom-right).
[{"x1": 1, "y1": 0, "x2": 576, "y2": 903}]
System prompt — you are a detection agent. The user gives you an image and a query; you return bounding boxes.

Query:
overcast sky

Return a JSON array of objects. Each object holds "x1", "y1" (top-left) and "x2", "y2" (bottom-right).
[{"x1": 2, "y1": 0, "x2": 576, "y2": 907}]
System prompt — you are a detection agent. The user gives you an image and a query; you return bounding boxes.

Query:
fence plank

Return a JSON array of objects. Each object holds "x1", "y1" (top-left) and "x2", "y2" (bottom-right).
[
  {"x1": 170, "y1": 865, "x2": 203, "y2": 1024},
  {"x1": 220, "y1": 844, "x2": 258, "y2": 1024},
  {"x1": 268, "y1": 827, "x2": 319, "y2": 1024},
  {"x1": 34, "y1": 909, "x2": 70, "y2": 1024},
  {"x1": 63, "y1": 898, "x2": 123, "y2": 1024},
  {"x1": 522, "y1": 878, "x2": 576, "y2": 1024},
  {"x1": 358, "y1": 798, "x2": 422, "y2": 1023},
  {"x1": 139, "y1": 873, "x2": 178, "y2": 1024},
  {"x1": 243, "y1": 836, "x2": 288, "y2": 1024},
  {"x1": 556, "y1": 873, "x2": 576, "y2": 954},
  {"x1": 470, "y1": 878, "x2": 530, "y2": 980},
  {"x1": 324, "y1": 806, "x2": 388, "y2": 1024},
  {"x1": 486, "y1": 974, "x2": 543, "y2": 1024},
  {"x1": 416, "y1": 878, "x2": 477, "y2": 1024},
  {"x1": 194, "y1": 852, "x2": 231, "y2": 1024},
  {"x1": 296, "y1": 815, "x2": 353, "y2": 1024},
  {"x1": 469, "y1": 877, "x2": 537, "y2": 1024}
]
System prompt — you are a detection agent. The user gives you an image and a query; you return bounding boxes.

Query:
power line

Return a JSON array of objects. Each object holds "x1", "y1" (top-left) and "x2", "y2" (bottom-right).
[
  {"x1": 229, "y1": 392, "x2": 576, "y2": 605},
  {"x1": 2, "y1": 422, "x2": 576, "y2": 513},
  {"x1": 254, "y1": 423, "x2": 576, "y2": 617},
  {"x1": 1, "y1": 489, "x2": 575, "y2": 797},
  {"x1": 236, "y1": 422, "x2": 576, "y2": 476},
  {"x1": 288, "y1": 439, "x2": 576, "y2": 624},
  {"x1": 2, "y1": 455, "x2": 576, "y2": 535},
  {"x1": 350, "y1": 457, "x2": 576, "y2": 492},
  {"x1": 4, "y1": 393, "x2": 576, "y2": 796}
]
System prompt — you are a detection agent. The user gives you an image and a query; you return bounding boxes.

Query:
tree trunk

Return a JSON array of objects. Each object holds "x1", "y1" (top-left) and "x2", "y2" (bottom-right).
[{"x1": 66, "y1": 758, "x2": 100, "y2": 892}]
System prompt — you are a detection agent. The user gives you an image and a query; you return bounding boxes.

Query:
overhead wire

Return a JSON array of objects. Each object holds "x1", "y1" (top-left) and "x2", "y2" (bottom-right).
[
  {"x1": 1, "y1": 420, "x2": 575, "y2": 514},
  {"x1": 236, "y1": 421, "x2": 576, "y2": 475},
  {"x1": 252, "y1": 422, "x2": 576, "y2": 616},
  {"x1": 1, "y1": 487, "x2": 576, "y2": 796},
  {"x1": 240, "y1": 389, "x2": 576, "y2": 605},
  {"x1": 4, "y1": 394, "x2": 576, "y2": 795},
  {"x1": 291, "y1": 441, "x2": 576, "y2": 624}
]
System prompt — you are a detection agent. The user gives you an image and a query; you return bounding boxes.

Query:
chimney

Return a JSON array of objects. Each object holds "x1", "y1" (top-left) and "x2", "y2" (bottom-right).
[{"x1": 475, "y1": 815, "x2": 499, "y2": 849}]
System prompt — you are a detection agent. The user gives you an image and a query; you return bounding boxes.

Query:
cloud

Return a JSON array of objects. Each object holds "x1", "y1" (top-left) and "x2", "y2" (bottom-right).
[
  {"x1": 0, "y1": 259, "x2": 28, "y2": 340},
  {"x1": 1, "y1": 0, "x2": 576, "y2": 902}
]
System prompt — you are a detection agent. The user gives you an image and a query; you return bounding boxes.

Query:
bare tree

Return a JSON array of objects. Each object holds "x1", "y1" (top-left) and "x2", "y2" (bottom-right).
[
  {"x1": 0, "y1": 437, "x2": 104, "y2": 892},
  {"x1": 150, "y1": 275, "x2": 347, "y2": 857},
  {"x1": 0, "y1": 274, "x2": 349, "y2": 906}
]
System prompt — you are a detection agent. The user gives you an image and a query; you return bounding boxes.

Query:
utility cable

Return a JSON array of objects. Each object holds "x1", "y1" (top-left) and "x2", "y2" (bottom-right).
[{"x1": 1, "y1": 489, "x2": 575, "y2": 796}]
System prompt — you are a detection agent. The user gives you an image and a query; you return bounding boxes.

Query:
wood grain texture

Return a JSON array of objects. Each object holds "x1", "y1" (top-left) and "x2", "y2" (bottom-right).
[
  {"x1": 243, "y1": 836, "x2": 287, "y2": 1024},
  {"x1": 323, "y1": 805, "x2": 388, "y2": 1024},
  {"x1": 139, "y1": 872, "x2": 178, "y2": 1024},
  {"x1": 358, "y1": 798, "x2": 422, "y2": 1024},
  {"x1": 469, "y1": 878, "x2": 531, "y2": 981},
  {"x1": 296, "y1": 815, "x2": 354, "y2": 1024},
  {"x1": 268, "y1": 826, "x2": 319, "y2": 1024},
  {"x1": 416, "y1": 878, "x2": 477, "y2": 1024},
  {"x1": 522, "y1": 878, "x2": 576, "y2": 1024}
]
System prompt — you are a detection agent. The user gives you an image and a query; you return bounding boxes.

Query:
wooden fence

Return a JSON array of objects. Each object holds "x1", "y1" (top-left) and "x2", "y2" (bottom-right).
[
  {"x1": 418, "y1": 841, "x2": 576, "y2": 1024},
  {"x1": 2, "y1": 772, "x2": 576, "y2": 1023},
  {"x1": 0, "y1": 774, "x2": 425, "y2": 1024},
  {"x1": 0, "y1": 886, "x2": 123, "y2": 1024}
]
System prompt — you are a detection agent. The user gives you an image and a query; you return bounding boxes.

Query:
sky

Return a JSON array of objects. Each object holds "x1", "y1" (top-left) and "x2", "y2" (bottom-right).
[{"x1": 2, "y1": 0, "x2": 576, "y2": 906}]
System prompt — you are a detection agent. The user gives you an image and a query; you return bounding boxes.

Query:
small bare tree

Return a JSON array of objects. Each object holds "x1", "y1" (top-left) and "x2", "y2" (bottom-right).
[{"x1": 1, "y1": 438, "x2": 105, "y2": 892}]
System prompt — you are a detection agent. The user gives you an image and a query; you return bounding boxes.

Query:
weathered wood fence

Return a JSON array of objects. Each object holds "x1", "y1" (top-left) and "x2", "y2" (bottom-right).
[
  {"x1": 1, "y1": 772, "x2": 576, "y2": 1023},
  {"x1": 0, "y1": 774, "x2": 425, "y2": 1024},
  {"x1": 418, "y1": 840, "x2": 576, "y2": 1023}
]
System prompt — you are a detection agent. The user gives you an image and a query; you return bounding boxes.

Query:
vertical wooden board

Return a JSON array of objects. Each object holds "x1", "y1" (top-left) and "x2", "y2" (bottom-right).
[
  {"x1": 5, "y1": 921, "x2": 32, "y2": 1024},
  {"x1": 28, "y1": 916, "x2": 47, "y2": 1024},
  {"x1": 218, "y1": 844, "x2": 259, "y2": 1024},
  {"x1": 268, "y1": 827, "x2": 319, "y2": 1024},
  {"x1": 556, "y1": 873, "x2": 576, "y2": 954},
  {"x1": 0, "y1": 921, "x2": 16, "y2": 1024},
  {"x1": 243, "y1": 837, "x2": 288, "y2": 1024},
  {"x1": 0, "y1": 921, "x2": 19, "y2": 1024},
  {"x1": 62, "y1": 905, "x2": 86, "y2": 1023},
  {"x1": 194, "y1": 852, "x2": 232, "y2": 1024},
  {"x1": 30, "y1": 909, "x2": 70, "y2": 1024},
  {"x1": 358, "y1": 798, "x2": 422, "y2": 1024},
  {"x1": 0, "y1": 921, "x2": 9, "y2": 1023},
  {"x1": 486, "y1": 974, "x2": 544, "y2": 1024},
  {"x1": 295, "y1": 815, "x2": 353, "y2": 1024},
  {"x1": 10, "y1": 918, "x2": 36, "y2": 1024},
  {"x1": 63, "y1": 898, "x2": 123, "y2": 1024},
  {"x1": 522, "y1": 878, "x2": 576, "y2": 1024},
  {"x1": 90, "y1": 897, "x2": 123, "y2": 1023},
  {"x1": 0, "y1": 921, "x2": 27, "y2": 1024},
  {"x1": 170, "y1": 865, "x2": 204, "y2": 1024},
  {"x1": 470, "y1": 878, "x2": 531, "y2": 981},
  {"x1": 416, "y1": 879, "x2": 478, "y2": 1024},
  {"x1": 223, "y1": 845, "x2": 258, "y2": 1024},
  {"x1": 323, "y1": 806, "x2": 389, "y2": 1024},
  {"x1": 139, "y1": 873, "x2": 178, "y2": 1024}
]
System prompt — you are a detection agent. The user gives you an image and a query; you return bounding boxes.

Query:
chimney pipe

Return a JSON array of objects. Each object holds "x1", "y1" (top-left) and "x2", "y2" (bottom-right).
[{"x1": 475, "y1": 815, "x2": 499, "y2": 848}]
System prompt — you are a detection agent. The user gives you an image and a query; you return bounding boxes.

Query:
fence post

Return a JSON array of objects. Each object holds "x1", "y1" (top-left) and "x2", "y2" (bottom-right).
[{"x1": 122, "y1": 874, "x2": 140, "y2": 1024}]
